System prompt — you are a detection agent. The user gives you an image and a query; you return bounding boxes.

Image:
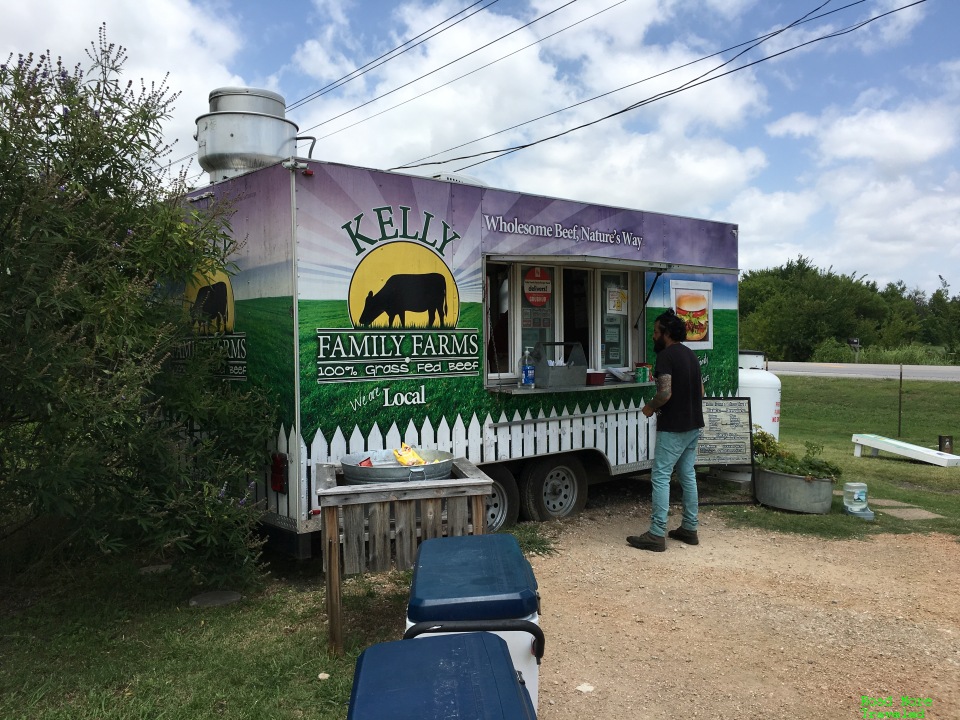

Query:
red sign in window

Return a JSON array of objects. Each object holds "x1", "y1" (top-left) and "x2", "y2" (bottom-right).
[{"x1": 523, "y1": 267, "x2": 552, "y2": 307}]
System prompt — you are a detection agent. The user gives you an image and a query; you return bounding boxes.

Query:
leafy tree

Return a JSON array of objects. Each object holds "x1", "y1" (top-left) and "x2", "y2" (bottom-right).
[
  {"x1": 740, "y1": 258, "x2": 957, "y2": 362},
  {"x1": 923, "y1": 277, "x2": 958, "y2": 349},
  {"x1": 740, "y1": 257, "x2": 886, "y2": 361},
  {"x1": 0, "y1": 30, "x2": 275, "y2": 584}
]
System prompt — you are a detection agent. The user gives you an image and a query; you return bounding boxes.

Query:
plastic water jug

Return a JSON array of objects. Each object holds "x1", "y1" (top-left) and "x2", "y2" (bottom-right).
[{"x1": 843, "y1": 482, "x2": 868, "y2": 512}]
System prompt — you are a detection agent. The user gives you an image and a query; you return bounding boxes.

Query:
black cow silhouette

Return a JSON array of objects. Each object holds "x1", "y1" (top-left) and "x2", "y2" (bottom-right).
[
  {"x1": 191, "y1": 281, "x2": 228, "y2": 333},
  {"x1": 358, "y1": 272, "x2": 447, "y2": 327}
]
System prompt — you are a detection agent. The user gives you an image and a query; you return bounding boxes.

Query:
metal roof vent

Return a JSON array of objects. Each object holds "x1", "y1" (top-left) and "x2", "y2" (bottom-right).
[{"x1": 195, "y1": 87, "x2": 303, "y2": 183}]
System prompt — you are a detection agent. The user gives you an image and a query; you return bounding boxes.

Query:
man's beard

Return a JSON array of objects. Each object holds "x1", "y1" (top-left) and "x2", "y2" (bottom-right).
[{"x1": 653, "y1": 336, "x2": 666, "y2": 353}]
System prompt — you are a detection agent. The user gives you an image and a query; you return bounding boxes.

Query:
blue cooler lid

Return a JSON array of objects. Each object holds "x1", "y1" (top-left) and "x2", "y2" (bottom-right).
[
  {"x1": 408, "y1": 535, "x2": 539, "y2": 623},
  {"x1": 348, "y1": 633, "x2": 536, "y2": 720}
]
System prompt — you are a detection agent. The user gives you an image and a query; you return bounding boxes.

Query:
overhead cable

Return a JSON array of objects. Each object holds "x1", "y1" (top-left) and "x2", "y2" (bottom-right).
[
  {"x1": 402, "y1": 0, "x2": 869, "y2": 168},
  {"x1": 166, "y1": 0, "x2": 503, "y2": 169},
  {"x1": 390, "y1": 0, "x2": 927, "y2": 173},
  {"x1": 296, "y1": 0, "x2": 581, "y2": 135},
  {"x1": 285, "y1": 0, "x2": 501, "y2": 112},
  {"x1": 311, "y1": 0, "x2": 627, "y2": 143}
]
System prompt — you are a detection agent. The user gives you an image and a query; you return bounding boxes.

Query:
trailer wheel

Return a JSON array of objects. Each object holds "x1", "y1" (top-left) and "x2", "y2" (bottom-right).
[
  {"x1": 519, "y1": 455, "x2": 588, "y2": 521},
  {"x1": 480, "y1": 464, "x2": 520, "y2": 532}
]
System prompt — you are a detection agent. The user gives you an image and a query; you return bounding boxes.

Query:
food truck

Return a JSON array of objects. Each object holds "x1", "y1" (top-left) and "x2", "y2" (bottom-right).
[{"x1": 189, "y1": 88, "x2": 742, "y2": 554}]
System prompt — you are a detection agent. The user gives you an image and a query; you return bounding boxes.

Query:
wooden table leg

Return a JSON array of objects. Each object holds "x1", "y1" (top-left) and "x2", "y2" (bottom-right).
[
  {"x1": 471, "y1": 494, "x2": 487, "y2": 535},
  {"x1": 323, "y1": 505, "x2": 343, "y2": 655}
]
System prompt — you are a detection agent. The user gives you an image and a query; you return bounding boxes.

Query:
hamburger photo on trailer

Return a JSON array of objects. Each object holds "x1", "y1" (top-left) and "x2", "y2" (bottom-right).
[{"x1": 676, "y1": 292, "x2": 709, "y2": 341}]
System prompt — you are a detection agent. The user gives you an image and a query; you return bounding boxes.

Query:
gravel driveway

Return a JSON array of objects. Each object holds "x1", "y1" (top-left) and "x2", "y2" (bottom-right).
[{"x1": 528, "y1": 485, "x2": 959, "y2": 719}]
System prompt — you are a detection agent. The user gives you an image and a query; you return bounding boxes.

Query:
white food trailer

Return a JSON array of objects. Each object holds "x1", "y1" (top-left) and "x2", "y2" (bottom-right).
[{"x1": 188, "y1": 87, "x2": 743, "y2": 556}]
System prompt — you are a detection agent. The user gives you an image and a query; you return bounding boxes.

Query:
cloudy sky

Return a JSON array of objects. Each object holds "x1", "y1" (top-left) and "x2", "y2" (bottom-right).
[{"x1": 3, "y1": 0, "x2": 956, "y2": 296}]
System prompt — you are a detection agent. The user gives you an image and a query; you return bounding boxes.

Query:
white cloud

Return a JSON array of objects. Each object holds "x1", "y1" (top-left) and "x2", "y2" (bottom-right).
[
  {"x1": 767, "y1": 112, "x2": 818, "y2": 138},
  {"x1": 294, "y1": 33, "x2": 362, "y2": 87},
  {"x1": 815, "y1": 168, "x2": 960, "y2": 288},
  {"x1": 766, "y1": 95, "x2": 960, "y2": 176},
  {"x1": 727, "y1": 187, "x2": 821, "y2": 270},
  {"x1": 817, "y1": 104, "x2": 958, "y2": 169},
  {"x1": 701, "y1": 0, "x2": 758, "y2": 23},
  {"x1": 501, "y1": 129, "x2": 766, "y2": 216},
  {"x1": 311, "y1": 0, "x2": 353, "y2": 27},
  {"x1": 0, "y1": 0, "x2": 245, "y2": 181},
  {"x1": 854, "y1": 0, "x2": 926, "y2": 54},
  {"x1": 3, "y1": 0, "x2": 957, "y2": 295}
]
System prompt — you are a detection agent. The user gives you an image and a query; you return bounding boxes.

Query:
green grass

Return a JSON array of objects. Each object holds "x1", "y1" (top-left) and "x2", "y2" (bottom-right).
[
  {"x1": 506, "y1": 523, "x2": 558, "y2": 557},
  {"x1": 712, "y1": 375, "x2": 960, "y2": 540},
  {"x1": 0, "y1": 550, "x2": 408, "y2": 720},
  {"x1": 0, "y1": 525, "x2": 553, "y2": 720},
  {"x1": 3, "y1": 376, "x2": 957, "y2": 719}
]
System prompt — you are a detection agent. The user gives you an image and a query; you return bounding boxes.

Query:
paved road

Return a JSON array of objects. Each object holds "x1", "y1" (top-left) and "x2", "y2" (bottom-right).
[{"x1": 766, "y1": 361, "x2": 960, "y2": 382}]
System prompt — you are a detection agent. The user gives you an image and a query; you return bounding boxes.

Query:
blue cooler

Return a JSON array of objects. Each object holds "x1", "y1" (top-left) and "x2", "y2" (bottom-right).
[
  {"x1": 404, "y1": 535, "x2": 544, "y2": 709},
  {"x1": 347, "y1": 633, "x2": 537, "y2": 719}
]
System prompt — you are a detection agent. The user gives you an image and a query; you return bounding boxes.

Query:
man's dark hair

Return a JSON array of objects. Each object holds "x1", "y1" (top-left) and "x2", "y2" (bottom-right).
[{"x1": 655, "y1": 309, "x2": 687, "y2": 342}]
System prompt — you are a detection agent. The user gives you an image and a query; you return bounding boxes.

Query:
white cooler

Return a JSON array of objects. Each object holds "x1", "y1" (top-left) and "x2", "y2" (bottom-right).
[{"x1": 403, "y1": 534, "x2": 544, "y2": 709}]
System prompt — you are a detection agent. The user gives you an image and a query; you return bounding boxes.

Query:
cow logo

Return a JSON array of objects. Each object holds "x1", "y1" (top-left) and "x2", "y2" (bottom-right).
[
  {"x1": 180, "y1": 270, "x2": 247, "y2": 381},
  {"x1": 185, "y1": 270, "x2": 235, "y2": 334},
  {"x1": 348, "y1": 241, "x2": 459, "y2": 328}
]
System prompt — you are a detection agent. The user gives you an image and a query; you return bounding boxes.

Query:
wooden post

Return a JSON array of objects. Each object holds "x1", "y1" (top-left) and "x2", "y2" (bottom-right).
[
  {"x1": 323, "y1": 505, "x2": 343, "y2": 656},
  {"x1": 471, "y1": 494, "x2": 487, "y2": 534}
]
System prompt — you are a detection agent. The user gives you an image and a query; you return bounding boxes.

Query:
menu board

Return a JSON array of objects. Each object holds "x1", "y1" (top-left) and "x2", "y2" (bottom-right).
[{"x1": 695, "y1": 397, "x2": 753, "y2": 466}]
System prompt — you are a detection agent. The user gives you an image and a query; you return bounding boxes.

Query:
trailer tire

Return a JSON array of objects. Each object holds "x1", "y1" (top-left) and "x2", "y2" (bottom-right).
[
  {"x1": 481, "y1": 464, "x2": 520, "y2": 532},
  {"x1": 519, "y1": 455, "x2": 588, "y2": 521}
]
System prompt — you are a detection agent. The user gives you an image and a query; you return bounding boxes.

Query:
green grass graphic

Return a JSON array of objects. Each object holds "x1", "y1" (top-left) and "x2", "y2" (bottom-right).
[
  {"x1": 234, "y1": 297, "x2": 296, "y2": 427},
  {"x1": 236, "y1": 299, "x2": 738, "y2": 443}
]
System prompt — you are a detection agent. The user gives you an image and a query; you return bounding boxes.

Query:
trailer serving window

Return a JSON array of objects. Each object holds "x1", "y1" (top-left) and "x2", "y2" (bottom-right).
[{"x1": 485, "y1": 260, "x2": 642, "y2": 385}]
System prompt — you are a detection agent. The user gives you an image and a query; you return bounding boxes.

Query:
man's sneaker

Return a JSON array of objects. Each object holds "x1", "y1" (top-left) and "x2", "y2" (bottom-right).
[
  {"x1": 668, "y1": 526, "x2": 699, "y2": 545},
  {"x1": 626, "y1": 532, "x2": 666, "y2": 552}
]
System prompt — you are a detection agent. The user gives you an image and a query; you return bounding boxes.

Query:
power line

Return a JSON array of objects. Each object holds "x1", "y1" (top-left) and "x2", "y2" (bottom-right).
[
  {"x1": 394, "y1": 0, "x2": 849, "y2": 168},
  {"x1": 391, "y1": 0, "x2": 926, "y2": 173},
  {"x1": 166, "y1": 0, "x2": 503, "y2": 169},
  {"x1": 311, "y1": 0, "x2": 627, "y2": 144},
  {"x1": 285, "y1": 0, "x2": 501, "y2": 113},
  {"x1": 402, "y1": 0, "x2": 870, "y2": 169},
  {"x1": 296, "y1": 0, "x2": 582, "y2": 135}
]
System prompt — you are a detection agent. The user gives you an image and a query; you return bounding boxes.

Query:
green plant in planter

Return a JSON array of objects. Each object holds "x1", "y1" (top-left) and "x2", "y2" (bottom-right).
[{"x1": 752, "y1": 428, "x2": 843, "y2": 482}]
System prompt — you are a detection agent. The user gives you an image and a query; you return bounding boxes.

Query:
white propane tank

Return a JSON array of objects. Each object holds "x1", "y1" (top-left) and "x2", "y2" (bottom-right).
[{"x1": 737, "y1": 350, "x2": 781, "y2": 440}]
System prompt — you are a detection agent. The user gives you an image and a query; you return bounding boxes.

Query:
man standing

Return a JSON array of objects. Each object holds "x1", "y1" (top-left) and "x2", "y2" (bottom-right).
[{"x1": 628, "y1": 309, "x2": 704, "y2": 552}]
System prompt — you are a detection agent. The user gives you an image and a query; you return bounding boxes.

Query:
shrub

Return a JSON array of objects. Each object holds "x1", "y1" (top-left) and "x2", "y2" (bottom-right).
[
  {"x1": 811, "y1": 338, "x2": 856, "y2": 363},
  {"x1": 0, "y1": 29, "x2": 275, "y2": 586},
  {"x1": 752, "y1": 428, "x2": 843, "y2": 481}
]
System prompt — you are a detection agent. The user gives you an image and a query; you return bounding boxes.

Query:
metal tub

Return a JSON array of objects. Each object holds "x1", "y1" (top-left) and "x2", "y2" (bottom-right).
[{"x1": 340, "y1": 449, "x2": 454, "y2": 484}]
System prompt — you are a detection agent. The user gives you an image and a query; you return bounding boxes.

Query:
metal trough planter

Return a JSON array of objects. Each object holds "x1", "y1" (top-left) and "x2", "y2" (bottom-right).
[
  {"x1": 754, "y1": 468, "x2": 834, "y2": 514},
  {"x1": 340, "y1": 449, "x2": 454, "y2": 484}
]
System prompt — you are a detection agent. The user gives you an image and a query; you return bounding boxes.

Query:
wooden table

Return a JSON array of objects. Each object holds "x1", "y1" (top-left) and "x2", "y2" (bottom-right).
[{"x1": 316, "y1": 458, "x2": 493, "y2": 654}]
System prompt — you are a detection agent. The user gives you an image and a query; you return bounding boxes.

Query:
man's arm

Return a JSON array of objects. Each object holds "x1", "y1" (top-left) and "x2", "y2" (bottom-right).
[{"x1": 642, "y1": 373, "x2": 672, "y2": 417}]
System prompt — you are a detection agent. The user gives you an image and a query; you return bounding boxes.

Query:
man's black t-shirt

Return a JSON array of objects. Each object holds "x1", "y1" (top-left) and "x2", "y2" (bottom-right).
[{"x1": 654, "y1": 342, "x2": 705, "y2": 432}]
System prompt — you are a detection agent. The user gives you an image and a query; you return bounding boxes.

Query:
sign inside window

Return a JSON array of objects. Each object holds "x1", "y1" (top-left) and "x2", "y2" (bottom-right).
[
  {"x1": 606, "y1": 286, "x2": 628, "y2": 314},
  {"x1": 523, "y1": 267, "x2": 552, "y2": 307}
]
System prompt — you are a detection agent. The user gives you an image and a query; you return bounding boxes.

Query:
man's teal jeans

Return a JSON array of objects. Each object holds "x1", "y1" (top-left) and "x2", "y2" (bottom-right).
[{"x1": 650, "y1": 428, "x2": 700, "y2": 537}]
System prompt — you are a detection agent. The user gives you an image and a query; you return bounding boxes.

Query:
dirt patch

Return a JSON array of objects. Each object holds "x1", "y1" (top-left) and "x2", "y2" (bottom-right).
[
  {"x1": 529, "y1": 488, "x2": 960, "y2": 719},
  {"x1": 878, "y1": 508, "x2": 945, "y2": 520}
]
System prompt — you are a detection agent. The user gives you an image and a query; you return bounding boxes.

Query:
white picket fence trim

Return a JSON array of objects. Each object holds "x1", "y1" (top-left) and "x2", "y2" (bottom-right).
[
  {"x1": 307, "y1": 397, "x2": 653, "y2": 468},
  {"x1": 257, "y1": 398, "x2": 657, "y2": 527}
]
